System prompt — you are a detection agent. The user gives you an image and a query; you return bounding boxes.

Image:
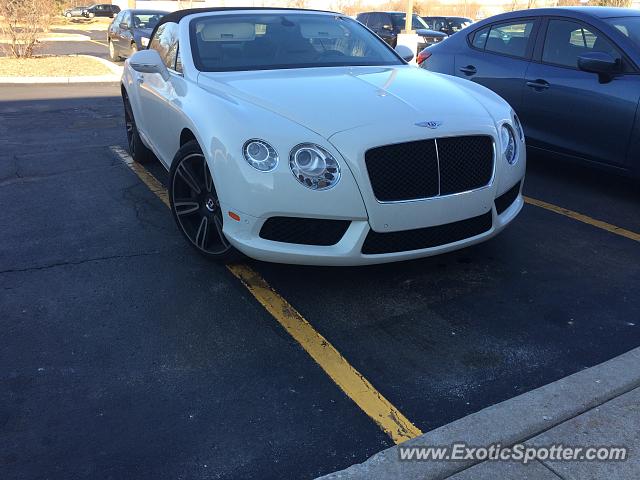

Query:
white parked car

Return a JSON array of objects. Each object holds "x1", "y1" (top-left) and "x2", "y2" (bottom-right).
[{"x1": 122, "y1": 7, "x2": 526, "y2": 265}]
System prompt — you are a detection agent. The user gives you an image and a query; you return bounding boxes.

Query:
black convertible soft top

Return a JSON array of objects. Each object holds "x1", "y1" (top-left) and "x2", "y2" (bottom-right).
[{"x1": 154, "y1": 7, "x2": 337, "y2": 31}]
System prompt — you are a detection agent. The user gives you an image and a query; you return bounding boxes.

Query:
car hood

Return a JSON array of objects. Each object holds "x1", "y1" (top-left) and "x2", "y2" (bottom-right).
[
  {"x1": 197, "y1": 65, "x2": 494, "y2": 139},
  {"x1": 416, "y1": 28, "x2": 447, "y2": 37}
]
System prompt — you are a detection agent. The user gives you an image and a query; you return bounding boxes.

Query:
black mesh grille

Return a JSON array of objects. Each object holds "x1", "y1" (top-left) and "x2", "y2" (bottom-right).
[
  {"x1": 495, "y1": 181, "x2": 521, "y2": 215},
  {"x1": 365, "y1": 140, "x2": 439, "y2": 202},
  {"x1": 259, "y1": 217, "x2": 350, "y2": 246},
  {"x1": 437, "y1": 136, "x2": 494, "y2": 195},
  {"x1": 362, "y1": 211, "x2": 493, "y2": 255},
  {"x1": 365, "y1": 136, "x2": 493, "y2": 202}
]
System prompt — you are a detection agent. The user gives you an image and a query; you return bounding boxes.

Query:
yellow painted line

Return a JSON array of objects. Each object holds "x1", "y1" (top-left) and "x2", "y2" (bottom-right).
[
  {"x1": 226, "y1": 263, "x2": 422, "y2": 443},
  {"x1": 524, "y1": 196, "x2": 640, "y2": 243},
  {"x1": 88, "y1": 39, "x2": 108, "y2": 47},
  {"x1": 109, "y1": 145, "x2": 422, "y2": 444},
  {"x1": 110, "y1": 146, "x2": 169, "y2": 206}
]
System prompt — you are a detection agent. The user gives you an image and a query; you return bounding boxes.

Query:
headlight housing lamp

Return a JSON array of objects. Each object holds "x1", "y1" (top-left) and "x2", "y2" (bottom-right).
[
  {"x1": 243, "y1": 139, "x2": 278, "y2": 172},
  {"x1": 500, "y1": 124, "x2": 518, "y2": 165},
  {"x1": 289, "y1": 143, "x2": 341, "y2": 190}
]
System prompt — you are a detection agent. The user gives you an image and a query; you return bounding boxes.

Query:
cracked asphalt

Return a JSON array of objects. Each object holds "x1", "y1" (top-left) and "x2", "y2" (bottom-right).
[{"x1": 1, "y1": 83, "x2": 639, "y2": 480}]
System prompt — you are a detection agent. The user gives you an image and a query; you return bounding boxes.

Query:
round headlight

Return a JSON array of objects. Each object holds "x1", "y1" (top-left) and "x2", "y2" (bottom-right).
[
  {"x1": 289, "y1": 144, "x2": 341, "y2": 190},
  {"x1": 243, "y1": 139, "x2": 278, "y2": 172},
  {"x1": 500, "y1": 124, "x2": 517, "y2": 165},
  {"x1": 513, "y1": 113, "x2": 524, "y2": 141}
]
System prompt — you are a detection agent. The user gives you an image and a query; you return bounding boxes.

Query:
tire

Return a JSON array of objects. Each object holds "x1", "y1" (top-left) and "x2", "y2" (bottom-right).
[
  {"x1": 169, "y1": 140, "x2": 240, "y2": 262},
  {"x1": 108, "y1": 40, "x2": 122, "y2": 61},
  {"x1": 122, "y1": 92, "x2": 153, "y2": 164},
  {"x1": 88, "y1": 12, "x2": 95, "y2": 18},
  {"x1": 65, "y1": 12, "x2": 72, "y2": 18}
]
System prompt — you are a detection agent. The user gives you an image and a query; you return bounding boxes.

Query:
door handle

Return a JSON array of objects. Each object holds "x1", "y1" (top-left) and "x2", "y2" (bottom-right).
[
  {"x1": 136, "y1": 75, "x2": 144, "y2": 85},
  {"x1": 526, "y1": 79, "x2": 549, "y2": 90},
  {"x1": 459, "y1": 65, "x2": 477, "y2": 76}
]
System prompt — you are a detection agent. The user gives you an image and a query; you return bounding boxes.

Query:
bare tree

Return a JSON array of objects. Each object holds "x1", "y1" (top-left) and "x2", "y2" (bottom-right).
[
  {"x1": 334, "y1": 0, "x2": 364, "y2": 16},
  {"x1": 597, "y1": 0, "x2": 631, "y2": 6},
  {"x1": 0, "y1": 0, "x2": 55, "y2": 58},
  {"x1": 286, "y1": 0, "x2": 307, "y2": 8}
]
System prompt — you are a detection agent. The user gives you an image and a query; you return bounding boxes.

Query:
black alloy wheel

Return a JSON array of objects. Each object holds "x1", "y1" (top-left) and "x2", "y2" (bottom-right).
[{"x1": 169, "y1": 140, "x2": 239, "y2": 262}]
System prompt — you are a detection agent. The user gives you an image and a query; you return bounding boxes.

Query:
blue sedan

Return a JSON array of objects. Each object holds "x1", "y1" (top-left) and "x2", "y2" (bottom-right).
[
  {"x1": 421, "y1": 7, "x2": 640, "y2": 177},
  {"x1": 107, "y1": 10, "x2": 167, "y2": 61}
]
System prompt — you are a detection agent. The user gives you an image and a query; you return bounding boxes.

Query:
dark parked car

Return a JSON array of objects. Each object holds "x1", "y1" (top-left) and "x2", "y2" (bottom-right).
[
  {"x1": 108, "y1": 9, "x2": 167, "y2": 61},
  {"x1": 421, "y1": 7, "x2": 640, "y2": 177},
  {"x1": 84, "y1": 4, "x2": 120, "y2": 18},
  {"x1": 422, "y1": 16, "x2": 473, "y2": 36},
  {"x1": 64, "y1": 6, "x2": 88, "y2": 18},
  {"x1": 356, "y1": 11, "x2": 447, "y2": 51}
]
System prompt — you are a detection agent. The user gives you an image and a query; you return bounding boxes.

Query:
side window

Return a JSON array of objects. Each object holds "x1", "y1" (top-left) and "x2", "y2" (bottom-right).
[
  {"x1": 484, "y1": 21, "x2": 534, "y2": 58},
  {"x1": 122, "y1": 12, "x2": 131, "y2": 28},
  {"x1": 471, "y1": 26, "x2": 489, "y2": 49},
  {"x1": 369, "y1": 13, "x2": 383, "y2": 31},
  {"x1": 175, "y1": 45, "x2": 183, "y2": 73},
  {"x1": 150, "y1": 22, "x2": 180, "y2": 71},
  {"x1": 113, "y1": 11, "x2": 124, "y2": 25},
  {"x1": 542, "y1": 19, "x2": 621, "y2": 69},
  {"x1": 356, "y1": 14, "x2": 368, "y2": 26},
  {"x1": 381, "y1": 14, "x2": 393, "y2": 30}
]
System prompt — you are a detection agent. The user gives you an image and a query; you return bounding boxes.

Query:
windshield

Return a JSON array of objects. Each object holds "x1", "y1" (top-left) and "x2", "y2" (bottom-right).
[
  {"x1": 605, "y1": 16, "x2": 640, "y2": 49},
  {"x1": 449, "y1": 18, "x2": 472, "y2": 31},
  {"x1": 389, "y1": 13, "x2": 429, "y2": 31},
  {"x1": 190, "y1": 13, "x2": 403, "y2": 72},
  {"x1": 132, "y1": 12, "x2": 165, "y2": 30}
]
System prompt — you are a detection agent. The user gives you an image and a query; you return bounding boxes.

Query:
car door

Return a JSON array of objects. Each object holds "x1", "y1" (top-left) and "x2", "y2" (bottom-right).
[
  {"x1": 455, "y1": 18, "x2": 539, "y2": 113},
  {"x1": 137, "y1": 21, "x2": 184, "y2": 165},
  {"x1": 522, "y1": 18, "x2": 639, "y2": 167},
  {"x1": 108, "y1": 11, "x2": 123, "y2": 44},
  {"x1": 117, "y1": 12, "x2": 133, "y2": 53},
  {"x1": 369, "y1": 13, "x2": 394, "y2": 47}
]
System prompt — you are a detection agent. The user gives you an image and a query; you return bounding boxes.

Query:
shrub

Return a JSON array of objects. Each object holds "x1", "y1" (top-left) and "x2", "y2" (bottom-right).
[{"x1": 0, "y1": 0, "x2": 55, "y2": 58}]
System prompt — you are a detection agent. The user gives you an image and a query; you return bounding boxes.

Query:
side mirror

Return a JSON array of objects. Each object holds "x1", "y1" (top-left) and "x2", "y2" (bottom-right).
[
  {"x1": 577, "y1": 51, "x2": 619, "y2": 76},
  {"x1": 120, "y1": 22, "x2": 128, "y2": 30},
  {"x1": 382, "y1": 24, "x2": 393, "y2": 31},
  {"x1": 395, "y1": 44, "x2": 414, "y2": 62},
  {"x1": 129, "y1": 49, "x2": 170, "y2": 81}
]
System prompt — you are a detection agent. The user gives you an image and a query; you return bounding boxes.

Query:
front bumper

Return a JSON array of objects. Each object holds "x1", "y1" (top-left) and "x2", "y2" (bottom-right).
[{"x1": 221, "y1": 182, "x2": 524, "y2": 266}]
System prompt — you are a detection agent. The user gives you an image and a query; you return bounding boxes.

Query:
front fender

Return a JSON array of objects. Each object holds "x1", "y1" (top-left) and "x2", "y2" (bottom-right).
[{"x1": 180, "y1": 81, "x2": 368, "y2": 222}]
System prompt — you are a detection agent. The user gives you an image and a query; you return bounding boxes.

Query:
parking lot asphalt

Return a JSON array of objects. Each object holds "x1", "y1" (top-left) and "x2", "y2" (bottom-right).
[
  {"x1": 0, "y1": 28, "x2": 113, "y2": 62},
  {"x1": 1, "y1": 83, "x2": 639, "y2": 480}
]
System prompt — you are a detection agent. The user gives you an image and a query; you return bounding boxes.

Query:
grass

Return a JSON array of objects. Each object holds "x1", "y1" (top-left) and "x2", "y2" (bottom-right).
[{"x1": 0, "y1": 55, "x2": 112, "y2": 77}]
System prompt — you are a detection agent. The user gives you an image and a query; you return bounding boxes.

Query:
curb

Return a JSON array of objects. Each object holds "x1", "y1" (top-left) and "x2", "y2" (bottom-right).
[
  {"x1": 316, "y1": 346, "x2": 640, "y2": 480},
  {"x1": 0, "y1": 55, "x2": 122, "y2": 84},
  {"x1": 40, "y1": 33, "x2": 91, "y2": 42},
  {"x1": 0, "y1": 34, "x2": 90, "y2": 43}
]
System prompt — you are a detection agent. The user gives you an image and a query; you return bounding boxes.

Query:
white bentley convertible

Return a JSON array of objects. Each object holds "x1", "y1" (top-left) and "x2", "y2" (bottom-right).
[{"x1": 122, "y1": 8, "x2": 526, "y2": 265}]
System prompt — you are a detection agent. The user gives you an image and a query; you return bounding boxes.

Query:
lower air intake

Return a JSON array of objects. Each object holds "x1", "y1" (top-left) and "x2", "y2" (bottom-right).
[
  {"x1": 362, "y1": 211, "x2": 493, "y2": 254},
  {"x1": 260, "y1": 217, "x2": 350, "y2": 246}
]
